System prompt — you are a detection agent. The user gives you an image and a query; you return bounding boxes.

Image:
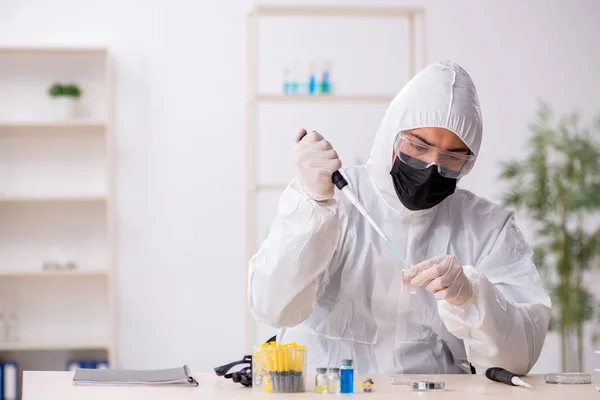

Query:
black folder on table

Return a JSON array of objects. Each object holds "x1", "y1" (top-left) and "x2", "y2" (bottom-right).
[{"x1": 73, "y1": 365, "x2": 198, "y2": 386}]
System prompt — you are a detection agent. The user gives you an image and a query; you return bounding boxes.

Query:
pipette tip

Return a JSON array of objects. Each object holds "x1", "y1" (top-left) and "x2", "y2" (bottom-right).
[
  {"x1": 513, "y1": 377, "x2": 533, "y2": 389},
  {"x1": 382, "y1": 236, "x2": 406, "y2": 263}
]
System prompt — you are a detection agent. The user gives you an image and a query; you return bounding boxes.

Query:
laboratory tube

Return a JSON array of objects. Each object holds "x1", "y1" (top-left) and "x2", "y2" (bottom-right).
[
  {"x1": 340, "y1": 359, "x2": 354, "y2": 393},
  {"x1": 315, "y1": 368, "x2": 328, "y2": 393},
  {"x1": 327, "y1": 368, "x2": 340, "y2": 394}
]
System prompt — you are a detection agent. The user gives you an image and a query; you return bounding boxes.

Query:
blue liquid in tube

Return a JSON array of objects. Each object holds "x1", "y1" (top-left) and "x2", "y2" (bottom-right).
[
  {"x1": 383, "y1": 235, "x2": 405, "y2": 263},
  {"x1": 340, "y1": 360, "x2": 354, "y2": 393}
]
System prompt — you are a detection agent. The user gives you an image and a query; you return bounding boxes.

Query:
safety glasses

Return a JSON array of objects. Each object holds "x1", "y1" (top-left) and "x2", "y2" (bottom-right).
[{"x1": 393, "y1": 132, "x2": 475, "y2": 179}]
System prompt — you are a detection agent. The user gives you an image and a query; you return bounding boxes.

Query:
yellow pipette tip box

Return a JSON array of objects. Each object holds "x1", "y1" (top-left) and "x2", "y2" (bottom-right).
[{"x1": 252, "y1": 343, "x2": 307, "y2": 393}]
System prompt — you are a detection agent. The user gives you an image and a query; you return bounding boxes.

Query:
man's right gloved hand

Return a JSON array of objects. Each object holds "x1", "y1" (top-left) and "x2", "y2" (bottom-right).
[{"x1": 293, "y1": 129, "x2": 342, "y2": 202}]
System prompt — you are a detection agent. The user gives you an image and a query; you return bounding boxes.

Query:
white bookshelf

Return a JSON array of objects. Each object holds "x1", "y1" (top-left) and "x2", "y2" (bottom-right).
[
  {"x1": 0, "y1": 341, "x2": 109, "y2": 351},
  {"x1": 0, "y1": 196, "x2": 106, "y2": 202},
  {"x1": 0, "y1": 121, "x2": 107, "y2": 129},
  {"x1": 0, "y1": 46, "x2": 116, "y2": 373},
  {"x1": 244, "y1": 5, "x2": 426, "y2": 350},
  {"x1": 0, "y1": 270, "x2": 108, "y2": 278},
  {"x1": 252, "y1": 94, "x2": 396, "y2": 103},
  {"x1": 0, "y1": 46, "x2": 108, "y2": 55}
]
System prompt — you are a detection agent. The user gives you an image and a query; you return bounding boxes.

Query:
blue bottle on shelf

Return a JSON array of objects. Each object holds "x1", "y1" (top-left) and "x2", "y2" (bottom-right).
[
  {"x1": 290, "y1": 80, "x2": 299, "y2": 95},
  {"x1": 308, "y1": 63, "x2": 317, "y2": 95},
  {"x1": 320, "y1": 61, "x2": 331, "y2": 94},
  {"x1": 340, "y1": 359, "x2": 354, "y2": 394}
]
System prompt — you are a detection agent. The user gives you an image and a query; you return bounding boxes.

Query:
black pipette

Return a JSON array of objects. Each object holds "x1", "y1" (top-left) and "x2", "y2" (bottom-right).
[
  {"x1": 331, "y1": 171, "x2": 347, "y2": 190},
  {"x1": 331, "y1": 168, "x2": 405, "y2": 263},
  {"x1": 298, "y1": 131, "x2": 406, "y2": 263},
  {"x1": 485, "y1": 367, "x2": 533, "y2": 388},
  {"x1": 330, "y1": 171, "x2": 388, "y2": 239}
]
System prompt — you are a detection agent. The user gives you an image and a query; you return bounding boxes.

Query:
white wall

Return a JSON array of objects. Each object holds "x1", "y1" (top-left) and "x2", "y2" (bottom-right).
[{"x1": 1, "y1": 0, "x2": 599, "y2": 374}]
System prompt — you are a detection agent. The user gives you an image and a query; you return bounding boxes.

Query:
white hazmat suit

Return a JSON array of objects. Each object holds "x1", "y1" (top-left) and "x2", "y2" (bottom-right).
[{"x1": 248, "y1": 61, "x2": 551, "y2": 375}]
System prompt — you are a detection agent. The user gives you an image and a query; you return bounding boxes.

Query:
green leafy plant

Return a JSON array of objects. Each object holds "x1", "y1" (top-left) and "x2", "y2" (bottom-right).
[
  {"x1": 47, "y1": 82, "x2": 82, "y2": 98},
  {"x1": 498, "y1": 101, "x2": 600, "y2": 372}
]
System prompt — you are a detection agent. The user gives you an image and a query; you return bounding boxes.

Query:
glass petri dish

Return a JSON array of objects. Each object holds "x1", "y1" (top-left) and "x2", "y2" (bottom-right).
[
  {"x1": 544, "y1": 373, "x2": 591, "y2": 384},
  {"x1": 410, "y1": 380, "x2": 445, "y2": 391}
]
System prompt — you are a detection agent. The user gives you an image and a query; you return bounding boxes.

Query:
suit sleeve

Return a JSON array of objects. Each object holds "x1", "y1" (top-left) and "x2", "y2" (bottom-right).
[
  {"x1": 248, "y1": 178, "x2": 342, "y2": 328},
  {"x1": 438, "y1": 215, "x2": 551, "y2": 375}
]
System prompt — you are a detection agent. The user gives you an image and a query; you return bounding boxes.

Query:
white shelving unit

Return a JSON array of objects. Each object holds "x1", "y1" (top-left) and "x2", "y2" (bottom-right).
[
  {"x1": 0, "y1": 270, "x2": 108, "y2": 278},
  {"x1": 0, "y1": 196, "x2": 106, "y2": 202},
  {"x1": 252, "y1": 94, "x2": 396, "y2": 103},
  {"x1": 0, "y1": 121, "x2": 107, "y2": 129},
  {"x1": 0, "y1": 341, "x2": 109, "y2": 352},
  {"x1": 244, "y1": 5, "x2": 426, "y2": 350},
  {"x1": 0, "y1": 46, "x2": 116, "y2": 374}
]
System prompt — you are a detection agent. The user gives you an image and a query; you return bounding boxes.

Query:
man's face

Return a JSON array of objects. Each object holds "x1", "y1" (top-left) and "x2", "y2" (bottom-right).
[{"x1": 392, "y1": 127, "x2": 470, "y2": 163}]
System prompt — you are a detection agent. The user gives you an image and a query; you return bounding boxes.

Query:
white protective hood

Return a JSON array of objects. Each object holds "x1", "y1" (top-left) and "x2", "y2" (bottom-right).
[{"x1": 366, "y1": 60, "x2": 483, "y2": 212}]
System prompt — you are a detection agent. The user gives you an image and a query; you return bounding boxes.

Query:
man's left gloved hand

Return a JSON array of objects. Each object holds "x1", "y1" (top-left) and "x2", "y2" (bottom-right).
[{"x1": 404, "y1": 255, "x2": 475, "y2": 306}]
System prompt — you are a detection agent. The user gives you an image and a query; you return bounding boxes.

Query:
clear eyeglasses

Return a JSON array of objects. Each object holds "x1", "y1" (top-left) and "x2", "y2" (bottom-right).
[{"x1": 393, "y1": 132, "x2": 476, "y2": 179}]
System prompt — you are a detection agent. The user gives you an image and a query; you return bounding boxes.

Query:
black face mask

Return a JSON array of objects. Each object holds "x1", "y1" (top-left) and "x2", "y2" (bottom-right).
[{"x1": 390, "y1": 157, "x2": 457, "y2": 211}]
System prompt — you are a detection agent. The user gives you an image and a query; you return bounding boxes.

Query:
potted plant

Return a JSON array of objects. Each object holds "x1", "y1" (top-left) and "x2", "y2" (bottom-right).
[
  {"x1": 498, "y1": 101, "x2": 600, "y2": 372},
  {"x1": 47, "y1": 82, "x2": 82, "y2": 120}
]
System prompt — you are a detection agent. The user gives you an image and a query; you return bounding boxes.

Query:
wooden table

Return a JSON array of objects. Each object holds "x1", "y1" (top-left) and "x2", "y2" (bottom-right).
[{"x1": 22, "y1": 371, "x2": 598, "y2": 399}]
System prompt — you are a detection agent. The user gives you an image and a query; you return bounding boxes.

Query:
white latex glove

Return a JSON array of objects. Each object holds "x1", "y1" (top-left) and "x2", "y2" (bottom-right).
[
  {"x1": 292, "y1": 129, "x2": 342, "y2": 202},
  {"x1": 404, "y1": 255, "x2": 475, "y2": 306}
]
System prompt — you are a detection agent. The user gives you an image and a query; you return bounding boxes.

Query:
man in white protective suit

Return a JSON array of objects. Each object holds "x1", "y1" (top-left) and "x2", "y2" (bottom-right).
[{"x1": 248, "y1": 61, "x2": 551, "y2": 375}]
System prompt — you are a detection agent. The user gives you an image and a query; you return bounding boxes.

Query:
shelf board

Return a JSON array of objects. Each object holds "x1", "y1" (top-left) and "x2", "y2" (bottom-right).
[
  {"x1": 253, "y1": 185, "x2": 288, "y2": 192},
  {"x1": 0, "y1": 46, "x2": 108, "y2": 55},
  {"x1": 0, "y1": 341, "x2": 109, "y2": 351},
  {"x1": 0, "y1": 121, "x2": 106, "y2": 129},
  {"x1": 252, "y1": 5, "x2": 423, "y2": 17},
  {"x1": 0, "y1": 195, "x2": 106, "y2": 202},
  {"x1": 0, "y1": 269, "x2": 109, "y2": 278},
  {"x1": 253, "y1": 94, "x2": 395, "y2": 104}
]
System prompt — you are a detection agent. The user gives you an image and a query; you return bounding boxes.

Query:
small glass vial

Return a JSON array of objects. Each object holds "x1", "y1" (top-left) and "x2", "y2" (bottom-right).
[
  {"x1": 315, "y1": 368, "x2": 328, "y2": 393},
  {"x1": 340, "y1": 359, "x2": 354, "y2": 394},
  {"x1": 402, "y1": 266, "x2": 417, "y2": 294},
  {"x1": 327, "y1": 368, "x2": 340, "y2": 394}
]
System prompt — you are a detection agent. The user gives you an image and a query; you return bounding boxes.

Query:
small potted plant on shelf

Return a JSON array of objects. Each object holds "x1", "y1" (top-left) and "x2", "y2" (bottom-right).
[{"x1": 47, "y1": 82, "x2": 82, "y2": 120}]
